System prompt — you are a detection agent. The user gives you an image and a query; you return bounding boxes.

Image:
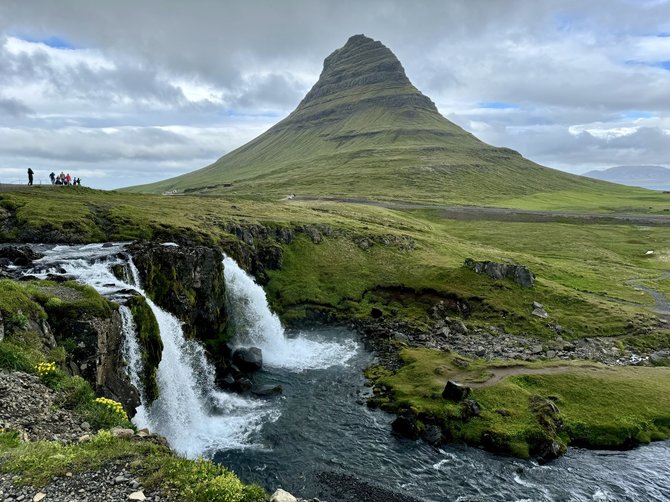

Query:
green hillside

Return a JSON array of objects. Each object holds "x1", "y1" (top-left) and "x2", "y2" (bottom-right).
[{"x1": 126, "y1": 35, "x2": 623, "y2": 205}]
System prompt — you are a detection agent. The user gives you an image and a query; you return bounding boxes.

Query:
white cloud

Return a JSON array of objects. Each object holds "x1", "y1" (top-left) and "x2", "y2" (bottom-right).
[{"x1": 0, "y1": 0, "x2": 668, "y2": 188}]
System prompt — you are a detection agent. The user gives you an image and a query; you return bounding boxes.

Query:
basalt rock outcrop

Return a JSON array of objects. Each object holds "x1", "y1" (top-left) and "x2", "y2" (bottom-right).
[
  {"x1": 464, "y1": 258, "x2": 535, "y2": 288},
  {"x1": 129, "y1": 241, "x2": 227, "y2": 350}
]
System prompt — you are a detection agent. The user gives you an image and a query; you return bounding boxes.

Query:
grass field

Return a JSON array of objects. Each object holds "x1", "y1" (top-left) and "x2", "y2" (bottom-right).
[{"x1": 3, "y1": 184, "x2": 670, "y2": 459}]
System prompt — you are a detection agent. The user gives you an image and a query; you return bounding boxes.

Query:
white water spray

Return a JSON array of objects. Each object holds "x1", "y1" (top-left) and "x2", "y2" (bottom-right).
[{"x1": 223, "y1": 256, "x2": 357, "y2": 370}]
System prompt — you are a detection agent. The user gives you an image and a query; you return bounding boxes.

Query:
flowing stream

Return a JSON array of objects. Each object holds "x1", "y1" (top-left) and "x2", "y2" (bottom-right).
[{"x1": 27, "y1": 243, "x2": 670, "y2": 501}]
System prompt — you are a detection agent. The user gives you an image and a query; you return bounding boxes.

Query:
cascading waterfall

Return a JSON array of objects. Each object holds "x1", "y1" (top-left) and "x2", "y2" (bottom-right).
[
  {"x1": 29, "y1": 244, "x2": 357, "y2": 459},
  {"x1": 223, "y1": 255, "x2": 357, "y2": 370},
  {"x1": 32, "y1": 244, "x2": 270, "y2": 458}
]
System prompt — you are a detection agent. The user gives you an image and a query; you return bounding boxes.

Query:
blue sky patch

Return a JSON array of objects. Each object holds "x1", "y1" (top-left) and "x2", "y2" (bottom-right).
[
  {"x1": 18, "y1": 34, "x2": 77, "y2": 49},
  {"x1": 478, "y1": 101, "x2": 519, "y2": 110},
  {"x1": 621, "y1": 111, "x2": 654, "y2": 119}
]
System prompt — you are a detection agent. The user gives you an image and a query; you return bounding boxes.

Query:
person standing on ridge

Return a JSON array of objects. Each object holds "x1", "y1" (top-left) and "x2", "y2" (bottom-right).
[
  {"x1": 49, "y1": 172, "x2": 55, "y2": 184},
  {"x1": 27, "y1": 168, "x2": 34, "y2": 185}
]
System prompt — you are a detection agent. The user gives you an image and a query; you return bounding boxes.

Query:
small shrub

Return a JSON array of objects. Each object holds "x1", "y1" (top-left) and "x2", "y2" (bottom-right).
[
  {"x1": 45, "y1": 297, "x2": 63, "y2": 309},
  {"x1": 159, "y1": 457, "x2": 263, "y2": 502},
  {"x1": 9, "y1": 311, "x2": 29, "y2": 331},
  {"x1": 240, "y1": 484, "x2": 267, "y2": 502},
  {"x1": 34, "y1": 361, "x2": 65, "y2": 388},
  {"x1": 0, "y1": 430, "x2": 21, "y2": 450},
  {"x1": 76, "y1": 398, "x2": 132, "y2": 430},
  {"x1": 0, "y1": 340, "x2": 36, "y2": 372},
  {"x1": 93, "y1": 397, "x2": 129, "y2": 421},
  {"x1": 57, "y1": 376, "x2": 95, "y2": 410}
]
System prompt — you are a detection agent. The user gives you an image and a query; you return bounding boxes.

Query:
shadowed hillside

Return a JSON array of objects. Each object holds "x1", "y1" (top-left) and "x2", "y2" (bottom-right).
[{"x1": 127, "y1": 35, "x2": 638, "y2": 205}]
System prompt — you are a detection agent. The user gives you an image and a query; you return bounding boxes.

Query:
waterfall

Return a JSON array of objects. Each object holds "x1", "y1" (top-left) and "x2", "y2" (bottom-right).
[
  {"x1": 119, "y1": 305, "x2": 144, "y2": 397},
  {"x1": 32, "y1": 243, "x2": 270, "y2": 458},
  {"x1": 223, "y1": 256, "x2": 357, "y2": 370},
  {"x1": 29, "y1": 243, "x2": 356, "y2": 459}
]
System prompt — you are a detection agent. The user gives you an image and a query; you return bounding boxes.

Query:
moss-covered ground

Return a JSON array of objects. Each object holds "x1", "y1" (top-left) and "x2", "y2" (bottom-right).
[
  {"x1": 369, "y1": 348, "x2": 670, "y2": 457},
  {"x1": 3, "y1": 186, "x2": 670, "y2": 459},
  {"x1": 0, "y1": 279, "x2": 264, "y2": 501},
  {"x1": 0, "y1": 431, "x2": 265, "y2": 502}
]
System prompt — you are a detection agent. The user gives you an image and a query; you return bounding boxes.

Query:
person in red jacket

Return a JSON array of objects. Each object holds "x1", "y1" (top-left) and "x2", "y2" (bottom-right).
[{"x1": 65, "y1": 173, "x2": 72, "y2": 185}]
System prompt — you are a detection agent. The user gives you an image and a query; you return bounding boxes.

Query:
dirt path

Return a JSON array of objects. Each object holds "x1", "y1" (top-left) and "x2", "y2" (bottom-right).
[
  {"x1": 625, "y1": 271, "x2": 670, "y2": 316},
  {"x1": 292, "y1": 196, "x2": 670, "y2": 226},
  {"x1": 454, "y1": 364, "x2": 606, "y2": 388}
]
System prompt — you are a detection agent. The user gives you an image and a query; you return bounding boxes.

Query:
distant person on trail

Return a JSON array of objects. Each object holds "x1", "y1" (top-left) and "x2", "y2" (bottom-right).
[
  {"x1": 27, "y1": 168, "x2": 34, "y2": 185},
  {"x1": 59, "y1": 172, "x2": 66, "y2": 184},
  {"x1": 49, "y1": 172, "x2": 55, "y2": 184},
  {"x1": 65, "y1": 173, "x2": 72, "y2": 185}
]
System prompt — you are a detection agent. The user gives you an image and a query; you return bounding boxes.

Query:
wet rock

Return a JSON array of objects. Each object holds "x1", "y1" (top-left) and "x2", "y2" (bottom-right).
[
  {"x1": 129, "y1": 241, "x2": 227, "y2": 345},
  {"x1": 420, "y1": 424, "x2": 443, "y2": 445},
  {"x1": 536, "y1": 440, "x2": 566, "y2": 465},
  {"x1": 235, "y1": 377, "x2": 253, "y2": 393},
  {"x1": 442, "y1": 380, "x2": 471, "y2": 401},
  {"x1": 0, "y1": 245, "x2": 42, "y2": 266},
  {"x1": 391, "y1": 411, "x2": 421, "y2": 439},
  {"x1": 232, "y1": 347, "x2": 263, "y2": 372},
  {"x1": 216, "y1": 373, "x2": 236, "y2": 389},
  {"x1": 251, "y1": 384, "x2": 283, "y2": 397}
]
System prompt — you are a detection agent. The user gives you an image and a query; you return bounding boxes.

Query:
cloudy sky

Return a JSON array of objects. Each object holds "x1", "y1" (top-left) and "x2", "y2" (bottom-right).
[{"x1": 0, "y1": 0, "x2": 669, "y2": 189}]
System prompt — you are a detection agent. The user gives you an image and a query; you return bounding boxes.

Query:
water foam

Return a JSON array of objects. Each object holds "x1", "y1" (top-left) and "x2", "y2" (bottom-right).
[{"x1": 223, "y1": 256, "x2": 358, "y2": 370}]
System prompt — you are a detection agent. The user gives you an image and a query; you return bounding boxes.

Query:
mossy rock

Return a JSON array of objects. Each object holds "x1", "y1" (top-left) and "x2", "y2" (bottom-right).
[{"x1": 128, "y1": 295, "x2": 162, "y2": 403}]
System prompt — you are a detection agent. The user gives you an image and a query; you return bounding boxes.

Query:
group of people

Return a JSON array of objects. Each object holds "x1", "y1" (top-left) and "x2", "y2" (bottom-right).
[
  {"x1": 49, "y1": 171, "x2": 81, "y2": 186},
  {"x1": 25, "y1": 169, "x2": 83, "y2": 186}
]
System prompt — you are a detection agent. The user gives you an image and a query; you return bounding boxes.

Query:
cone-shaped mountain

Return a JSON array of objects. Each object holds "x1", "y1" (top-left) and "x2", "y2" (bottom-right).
[{"x1": 128, "y1": 35, "x2": 615, "y2": 203}]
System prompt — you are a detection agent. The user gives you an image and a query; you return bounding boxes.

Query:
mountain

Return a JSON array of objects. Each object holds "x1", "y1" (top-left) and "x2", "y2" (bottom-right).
[
  {"x1": 127, "y1": 35, "x2": 634, "y2": 204},
  {"x1": 583, "y1": 165, "x2": 670, "y2": 191}
]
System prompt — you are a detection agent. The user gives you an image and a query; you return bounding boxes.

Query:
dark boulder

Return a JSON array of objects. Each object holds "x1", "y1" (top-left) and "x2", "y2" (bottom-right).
[
  {"x1": 216, "y1": 374, "x2": 236, "y2": 390},
  {"x1": 370, "y1": 307, "x2": 383, "y2": 319},
  {"x1": 232, "y1": 347, "x2": 263, "y2": 372},
  {"x1": 391, "y1": 411, "x2": 421, "y2": 440},
  {"x1": 461, "y1": 399, "x2": 481, "y2": 420},
  {"x1": 251, "y1": 384, "x2": 283, "y2": 397},
  {"x1": 442, "y1": 380, "x2": 471, "y2": 401},
  {"x1": 464, "y1": 258, "x2": 535, "y2": 288},
  {"x1": 420, "y1": 424, "x2": 443, "y2": 445},
  {"x1": 0, "y1": 245, "x2": 42, "y2": 267},
  {"x1": 234, "y1": 377, "x2": 253, "y2": 393}
]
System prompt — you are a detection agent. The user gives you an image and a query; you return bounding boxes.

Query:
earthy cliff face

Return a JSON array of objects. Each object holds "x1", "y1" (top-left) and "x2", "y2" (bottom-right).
[{"x1": 128, "y1": 241, "x2": 228, "y2": 351}]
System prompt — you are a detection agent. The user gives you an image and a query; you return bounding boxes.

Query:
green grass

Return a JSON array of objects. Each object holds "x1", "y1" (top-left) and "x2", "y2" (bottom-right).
[
  {"x1": 372, "y1": 348, "x2": 670, "y2": 456},
  {"x1": 0, "y1": 431, "x2": 265, "y2": 502},
  {"x1": 3, "y1": 187, "x2": 670, "y2": 343}
]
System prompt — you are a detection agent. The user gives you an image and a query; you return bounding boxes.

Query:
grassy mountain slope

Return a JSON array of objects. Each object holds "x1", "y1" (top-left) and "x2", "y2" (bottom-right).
[{"x1": 126, "y1": 35, "x2": 623, "y2": 205}]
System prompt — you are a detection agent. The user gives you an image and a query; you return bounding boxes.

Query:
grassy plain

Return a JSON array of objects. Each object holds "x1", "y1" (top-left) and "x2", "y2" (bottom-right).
[
  {"x1": 3, "y1": 185, "x2": 670, "y2": 458},
  {"x1": 371, "y1": 348, "x2": 670, "y2": 456}
]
